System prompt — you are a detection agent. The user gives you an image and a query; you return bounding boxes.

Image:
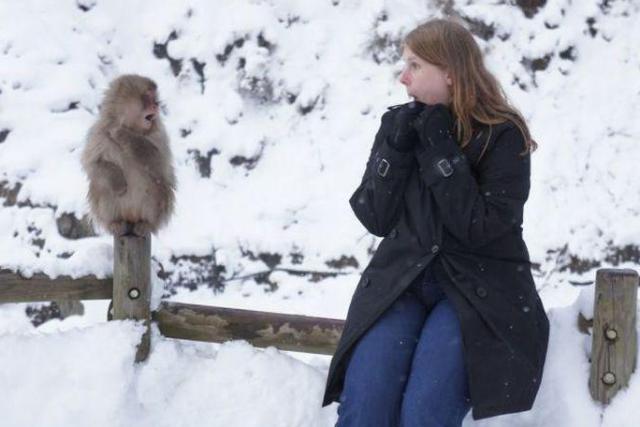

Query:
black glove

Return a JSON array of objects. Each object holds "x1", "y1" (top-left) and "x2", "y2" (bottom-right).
[
  {"x1": 412, "y1": 104, "x2": 455, "y2": 150},
  {"x1": 382, "y1": 101, "x2": 425, "y2": 152}
]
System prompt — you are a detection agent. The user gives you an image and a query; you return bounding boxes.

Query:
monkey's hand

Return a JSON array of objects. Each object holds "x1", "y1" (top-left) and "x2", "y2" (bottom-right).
[
  {"x1": 96, "y1": 159, "x2": 127, "y2": 196},
  {"x1": 119, "y1": 133, "x2": 166, "y2": 180},
  {"x1": 108, "y1": 221, "x2": 131, "y2": 236},
  {"x1": 120, "y1": 132, "x2": 160, "y2": 160},
  {"x1": 132, "y1": 221, "x2": 152, "y2": 237}
]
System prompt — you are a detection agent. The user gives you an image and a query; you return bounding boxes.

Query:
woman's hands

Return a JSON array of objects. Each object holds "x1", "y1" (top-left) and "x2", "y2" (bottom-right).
[
  {"x1": 412, "y1": 104, "x2": 455, "y2": 150},
  {"x1": 382, "y1": 101, "x2": 425, "y2": 152},
  {"x1": 382, "y1": 102, "x2": 454, "y2": 153},
  {"x1": 411, "y1": 103, "x2": 465, "y2": 185}
]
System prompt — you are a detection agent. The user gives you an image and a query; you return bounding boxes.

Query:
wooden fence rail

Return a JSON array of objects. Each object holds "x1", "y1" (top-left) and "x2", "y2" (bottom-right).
[
  {"x1": 154, "y1": 301, "x2": 343, "y2": 355},
  {"x1": 0, "y1": 235, "x2": 345, "y2": 357},
  {"x1": 0, "y1": 270, "x2": 111, "y2": 303}
]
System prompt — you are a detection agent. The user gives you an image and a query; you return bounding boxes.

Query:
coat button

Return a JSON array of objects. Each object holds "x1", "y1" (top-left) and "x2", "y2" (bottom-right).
[
  {"x1": 431, "y1": 244, "x2": 440, "y2": 254},
  {"x1": 476, "y1": 286, "x2": 488, "y2": 298},
  {"x1": 362, "y1": 276, "x2": 371, "y2": 288},
  {"x1": 388, "y1": 228, "x2": 398, "y2": 239}
]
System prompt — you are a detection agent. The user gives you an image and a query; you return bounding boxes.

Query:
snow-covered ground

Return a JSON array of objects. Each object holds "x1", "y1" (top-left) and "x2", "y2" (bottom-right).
[{"x1": 1, "y1": 0, "x2": 639, "y2": 426}]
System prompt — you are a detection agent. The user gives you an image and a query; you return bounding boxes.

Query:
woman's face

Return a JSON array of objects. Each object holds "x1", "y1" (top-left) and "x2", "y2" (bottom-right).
[{"x1": 399, "y1": 46, "x2": 452, "y2": 105}]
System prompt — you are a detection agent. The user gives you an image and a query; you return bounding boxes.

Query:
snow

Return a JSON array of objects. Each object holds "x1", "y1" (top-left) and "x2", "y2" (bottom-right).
[
  {"x1": 1, "y1": 0, "x2": 640, "y2": 426},
  {"x1": 0, "y1": 322, "x2": 334, "y2": 427},
  {"x1": 1, "y1": 292, "x2": 638, "y2": 426}
]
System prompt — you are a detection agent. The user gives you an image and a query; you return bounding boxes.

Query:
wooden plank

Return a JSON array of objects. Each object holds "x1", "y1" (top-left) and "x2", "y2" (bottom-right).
[
  {"x1": 153, "y1": 301, "x2": 345, "y2": 355},
  {"x1": 112, "y1": 235, "x2": 151, "y2": 362},
  {"x1": 0, "y1": 269, "x2": 112, "y2": 303},
  {"x1": 589, "y1": 268, "x2": 639, "y2": 404}
]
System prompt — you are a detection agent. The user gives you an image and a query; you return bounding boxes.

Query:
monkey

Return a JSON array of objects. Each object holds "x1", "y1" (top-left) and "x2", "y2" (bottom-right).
[{"x1": 81, "y1": 74, "x2": 176, "y2": 237}]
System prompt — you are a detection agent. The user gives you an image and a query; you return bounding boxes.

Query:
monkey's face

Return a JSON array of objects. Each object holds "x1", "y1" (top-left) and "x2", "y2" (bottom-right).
[
  {"x1": 104, "y1": 75, "x2": 162, "y2": 135},
  {"x1": 139, "y1": 89, "x2": 160, "y2": 131},
  {"x1": 122, "y1": 89, "x2": 159, "y2": 134}
]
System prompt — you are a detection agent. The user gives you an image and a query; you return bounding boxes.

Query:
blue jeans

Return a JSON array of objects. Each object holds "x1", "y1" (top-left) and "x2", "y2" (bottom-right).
[{"x1": 336, "y1": 266, "x2": 471, "y2": 427}]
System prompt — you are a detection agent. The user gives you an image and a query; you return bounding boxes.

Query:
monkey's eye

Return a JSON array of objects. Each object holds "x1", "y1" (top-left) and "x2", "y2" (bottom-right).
[{"x1": 141, "y1": 93, "x2": 159, "y2": 108}]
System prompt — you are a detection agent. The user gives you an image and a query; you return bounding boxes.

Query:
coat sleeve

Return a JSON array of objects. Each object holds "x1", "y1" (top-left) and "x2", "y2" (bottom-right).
[
  {"x1": 349, "y1": 119, "x2": 416, "y2": 237},
  {"x1": 414, "y1": 123, "x2": 530, "y2": 248}
]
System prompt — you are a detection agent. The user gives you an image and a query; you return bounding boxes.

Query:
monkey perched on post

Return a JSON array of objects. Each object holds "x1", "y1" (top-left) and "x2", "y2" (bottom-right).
[{"x1": 81, "y1": 74, "x2": 176, "y2": 236}]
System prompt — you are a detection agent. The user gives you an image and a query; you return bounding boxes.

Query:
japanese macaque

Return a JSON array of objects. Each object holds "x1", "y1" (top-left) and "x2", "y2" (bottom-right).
[{"x1": 81, "y1": 74, "x2": 176, "y2": 236}]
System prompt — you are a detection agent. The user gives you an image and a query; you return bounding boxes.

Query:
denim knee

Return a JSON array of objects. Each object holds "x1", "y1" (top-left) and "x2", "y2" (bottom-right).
[
  {"x1": 399, "y1": 299, "x2": 471, "y2": 427},
  {"x1": 335, "y1": 292, "x2": 427, "y2": 427}
]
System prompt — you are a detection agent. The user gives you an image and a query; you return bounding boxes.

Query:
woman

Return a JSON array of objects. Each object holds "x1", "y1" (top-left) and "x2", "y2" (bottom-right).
[{"x1": 322, "y1": 19, "x2": 550, "y2": 426}]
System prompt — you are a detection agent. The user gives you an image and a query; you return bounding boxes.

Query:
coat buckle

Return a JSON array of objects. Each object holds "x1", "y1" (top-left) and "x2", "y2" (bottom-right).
[
  {"x1": 436, "y1": 158, "x2": 453, "y2": 177},
  {"x1": 377, "y1": 159, "x2": 390, "y2": 177}
]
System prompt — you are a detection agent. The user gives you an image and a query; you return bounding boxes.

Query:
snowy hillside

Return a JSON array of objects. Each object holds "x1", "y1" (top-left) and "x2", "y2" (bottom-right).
[{"x1": 1, "y1": 0, "x2": 639, "y2": 426}]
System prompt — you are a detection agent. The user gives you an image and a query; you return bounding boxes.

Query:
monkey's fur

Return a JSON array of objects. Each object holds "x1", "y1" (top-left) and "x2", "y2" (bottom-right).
[{"x1": 81, "y1": 74, "x2": 176, "y2": 236}]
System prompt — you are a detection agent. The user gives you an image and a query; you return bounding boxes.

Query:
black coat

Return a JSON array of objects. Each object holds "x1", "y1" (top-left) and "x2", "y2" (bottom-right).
[{"x1": 322, "y1": 107, "x2": 550, "y2": 420}]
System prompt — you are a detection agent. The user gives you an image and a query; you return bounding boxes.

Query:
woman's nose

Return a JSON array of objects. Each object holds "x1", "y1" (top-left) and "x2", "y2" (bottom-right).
[{"x1": 399, "y1": 68, "x2": 410, "y2": 86}]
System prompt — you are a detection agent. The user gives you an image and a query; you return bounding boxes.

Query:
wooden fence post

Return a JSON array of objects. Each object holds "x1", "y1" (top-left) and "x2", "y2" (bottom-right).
[
  {"x1": 589, "y1": 268, "x2": 639, "y2": 404},
  {"x1": 112, "y1": 234, "x2": 151, "y2": 363}
]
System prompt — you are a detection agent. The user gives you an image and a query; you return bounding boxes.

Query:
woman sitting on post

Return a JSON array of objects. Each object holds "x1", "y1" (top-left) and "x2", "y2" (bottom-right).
[{"x1": 322, "y1": 18, "x2": 550, "y2": 426}]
